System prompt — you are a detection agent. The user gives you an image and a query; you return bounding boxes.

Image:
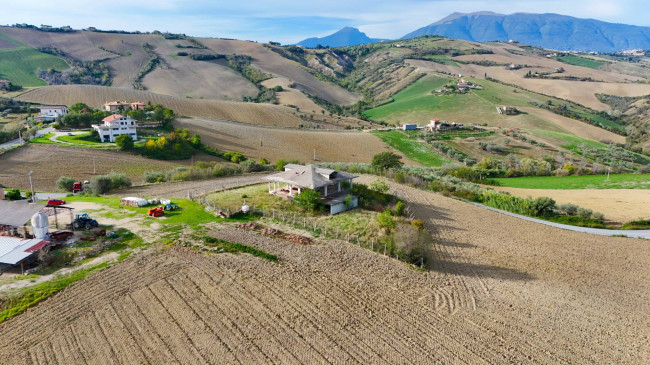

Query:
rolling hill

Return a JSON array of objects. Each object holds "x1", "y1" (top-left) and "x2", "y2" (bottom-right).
[
  {"x1": 297, "y1": 27, "x2": 388, "y2": 48},
  {"x1": 403, "y1": 12, "x2": 650, "y2": 52}
]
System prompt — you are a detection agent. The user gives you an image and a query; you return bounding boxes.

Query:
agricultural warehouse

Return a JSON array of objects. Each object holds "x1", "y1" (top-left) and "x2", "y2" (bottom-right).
[{"x1": 265, "y1": 164, "x2": 358, "y2": 215}]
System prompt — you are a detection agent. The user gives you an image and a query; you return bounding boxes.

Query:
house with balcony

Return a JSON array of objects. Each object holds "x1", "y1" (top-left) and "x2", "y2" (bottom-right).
[
  {"x1": 264, "y1": 164, "x2": 358, "y2": 215},
  {"x1": 92, "y1": 114, "x2": 137, "y2": 142},
  {"x1": 36, "y1": 105, "x2": 68, "y2": 121}
]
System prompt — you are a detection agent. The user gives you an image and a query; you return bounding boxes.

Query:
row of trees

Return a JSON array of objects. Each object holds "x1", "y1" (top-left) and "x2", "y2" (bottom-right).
[{"x1": 59, "y1": 102, "x2": 175, "y2": 128}]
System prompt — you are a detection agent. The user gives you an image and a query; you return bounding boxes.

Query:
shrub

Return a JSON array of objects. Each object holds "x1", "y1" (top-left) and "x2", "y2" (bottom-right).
[
  {"x1": 90, "y1": 173, "x2": 131, "y2": 194},
  {"x1": 143, "y1": 171, "x2": 165, "y2": 183},
  {"x1": 115, "y1": 134, "x2": 134, "y2": 151},
  {"x1": 293, "y1": 189, "x2": 322, "y2": 212},
  {"x1": 592, "y1": 212, "x2": 605, "y2": 221},
  {"x1": 56, "y1": 176, "x2": 76, "y2": 192},
  {"x1": 223, "y1": 151, "x2": 247, "y2": 163},
  {"x1": 371, "y1": 152, "x2": 403, "y2": 170},
  {"x1": 259, "y1": 158, "x2": 269, "y2": 165},
  {"x1": 577, "y1": 207, "x2": 593, "y2": 219},
  {"x1": 530, "y1": 197, "x2": 556, "y2": 217},
  {"x1": 376, "y1": 209, "x2": 396, "y2": 233},
  {"x1": 240, "y1": 160, "x2": 264, "y2": 173},
  {"x1": 5, "y1": 189, "x2": 22, "y2": 200},
  {"x1": 394, "y1": 172, "x2": 405, "y2": 183},
  {"x1": 394, "y1": 201, "x2": 406, "y2": 216},
  {"x1": 558, "y1": 203, "x2": 578, "y2": 216},
  {"x1": 370, "y1": 179, "x2": 389, "y2": 194}
]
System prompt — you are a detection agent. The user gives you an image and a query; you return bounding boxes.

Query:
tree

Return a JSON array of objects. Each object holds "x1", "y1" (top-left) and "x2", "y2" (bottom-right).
[
  {"x1": 69, "y1": 102, "x2": 90, "y2": 113},
  {"x1": 376, "y1": 209, "x2": 396, "y2": 233},
  {"x1": 293, "y1": 189, "x2": 322, "y2": 211},
  {"x1": 370, "y1": 179, "x2": 389, "y2": 194},
  {"x1": 145, "y1": 139, "x2": 157, "y2": 150},
  {"x1": 115, "y1": 134, "x2": 134, "y2": 151},
  {"x1": 371, "y1": 152, "x2": 403, "y2": 170},
  {"x1": 56, "y1": 176, "x2": 76, "y2": 192}
]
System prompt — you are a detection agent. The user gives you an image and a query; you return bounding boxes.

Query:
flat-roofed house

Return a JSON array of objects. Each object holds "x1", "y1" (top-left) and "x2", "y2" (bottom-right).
[{"x1": 37, "y1": 105, "x2": 68, "y2": 121}]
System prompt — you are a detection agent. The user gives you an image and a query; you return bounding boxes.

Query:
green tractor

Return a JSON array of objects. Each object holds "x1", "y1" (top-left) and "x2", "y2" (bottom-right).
[{"x1": 73, "y1": 212, "x2": 99, "y2": 230}]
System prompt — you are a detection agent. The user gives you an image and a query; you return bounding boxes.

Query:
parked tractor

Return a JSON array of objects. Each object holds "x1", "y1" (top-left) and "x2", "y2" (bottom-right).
[
  {"x1": 73, "y1": 212, "x2": 99, "y2": 230},
  {"x1": 148, "y1": 206, "x2": 164, "y2": 217},
  {"x1": 164, "y1": 203, "x2": 179, "y2": 211}
]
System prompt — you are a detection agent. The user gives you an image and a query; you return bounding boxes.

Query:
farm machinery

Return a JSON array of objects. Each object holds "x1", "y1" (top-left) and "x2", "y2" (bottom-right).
[
  {"x1": 72, "y1": 212, "x2": 99, "y2": 230},
  {"x1": 148, "y1": 206, "x2": 164, "y2": 217},
  {"x1": 164, "y1": 203, "x2": 179, "y2": 211}
]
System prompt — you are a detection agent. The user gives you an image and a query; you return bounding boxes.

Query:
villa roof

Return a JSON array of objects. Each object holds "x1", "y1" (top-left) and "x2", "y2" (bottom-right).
[
  {"x1": 264, "y1": 164, "x2": 356, "y2": 189},
  {"x1": 102, "y1": 114, "x2": 124, "y2": 122}
]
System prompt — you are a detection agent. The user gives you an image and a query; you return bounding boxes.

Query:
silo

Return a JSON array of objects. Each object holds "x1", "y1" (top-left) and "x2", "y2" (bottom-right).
[{"x1": 31, "y1": 212, "x2": 49, "y2": 239}]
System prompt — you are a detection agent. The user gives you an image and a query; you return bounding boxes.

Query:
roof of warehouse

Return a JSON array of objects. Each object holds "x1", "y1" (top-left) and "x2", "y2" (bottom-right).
[
  {"x1": 0, "y1": 237, "x2": 47, "y2": 265},
  {"x1": 0, "y1": 200, "x2": 46, "y2": 226}
]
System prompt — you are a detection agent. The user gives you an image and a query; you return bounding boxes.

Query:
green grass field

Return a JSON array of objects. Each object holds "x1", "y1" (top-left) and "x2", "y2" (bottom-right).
[
  {"x1": 556, "y1": 55, "x2": 605, "y2": 69},
  {"x1": 0, "y1": 45, "x2": 68, "y2": 86},
  {"x1": 422, "y1": 55, "x2": 460, "y2": 67},
  {"x1": 372, "y1": 130, "x2": 449, "y2": 167},
  {"x1": 493, "y1": 174, "x2": 650, "y2": 189},
  {"x1": 532, "y1": 130, "x2": 607, "y2": 149},
  {"x1": 56, "y1": 132, "x2": 115, "y2": 148}
]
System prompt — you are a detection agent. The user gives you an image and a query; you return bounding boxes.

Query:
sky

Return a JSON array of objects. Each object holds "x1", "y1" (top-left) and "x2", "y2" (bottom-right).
[{"x1": 1, "y1": 0, "x2": 648, "y2": 44}]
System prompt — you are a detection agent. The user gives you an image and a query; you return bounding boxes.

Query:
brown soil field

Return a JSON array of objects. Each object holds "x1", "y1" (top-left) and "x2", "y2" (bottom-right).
[
  {"x1": 521, "y1": 107, "x2": 626, "y2": 143},
  {"x1": 406, "y1": 59, "x2": 650, "y2": 110},
  {"x1": 16, "y1": 85, "x2": 304, "y2": 127},
  {"x1": 0, "y1": 27, "x2": 115, "y2": 61},
  {"x1": 1, "y1": 178, "x2": 648, "y2": 363},
  {"x1": 261, "y1": 77, "x2": 325, "y2": 113},
  {"x1": 0, "y1": 36, "x2": 18, "y2": 49},
  {"x1": 199, "y1": 38, "x2": 360, "y2": 105},
  {"x1": 0, "y1": 144, "x2": 210, "y2": 191},
  {"x1": 489, "y1": 186, "x2": 650, "y2": 223},
  {"x1": 175, "y1": 117, "x2": 410, "y2": 164}
]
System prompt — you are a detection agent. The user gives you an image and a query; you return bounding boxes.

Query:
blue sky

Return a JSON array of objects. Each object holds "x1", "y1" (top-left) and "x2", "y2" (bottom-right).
[{"x1": 1, "y1": 0, "x2": 648, "y2": 43}]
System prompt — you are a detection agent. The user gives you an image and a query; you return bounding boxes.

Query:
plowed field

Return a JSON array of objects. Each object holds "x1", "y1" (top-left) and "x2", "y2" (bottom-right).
[{"x1": 0, "y1": 177, "x2": 648, "y2": 364}]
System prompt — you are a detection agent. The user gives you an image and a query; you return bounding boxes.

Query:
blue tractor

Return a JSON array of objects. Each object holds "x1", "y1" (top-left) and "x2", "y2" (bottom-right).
[{"x1": 73, "y1": 212, "x2": 99, "y2": 230}]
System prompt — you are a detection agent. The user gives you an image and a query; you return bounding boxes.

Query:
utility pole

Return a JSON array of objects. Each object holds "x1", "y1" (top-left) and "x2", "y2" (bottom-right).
[
  {"x1": 28, "y1": 171, "x2": 35, "y2": 202},
  {"x1": 93, "y1": 156, "x2": 96, "y2": 174},
  {"x1": 313, "y1": 148, "x2": 316, "y2": 161}
]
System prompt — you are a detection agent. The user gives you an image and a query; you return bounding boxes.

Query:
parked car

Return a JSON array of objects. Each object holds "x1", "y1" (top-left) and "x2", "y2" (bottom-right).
[
  {"x1": 67, "y1": 132, "x2": 73, "y2": 136},
  {"x1": 47, "y1": 198, "x2": 66, "y2": 206}
]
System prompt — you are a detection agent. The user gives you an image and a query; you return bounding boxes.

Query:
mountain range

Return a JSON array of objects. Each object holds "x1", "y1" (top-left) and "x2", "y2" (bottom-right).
[
  {"x1": 298, "y1": 12, "x2": 650, "y2": 52},
  {"x1": 296, "y1": 27, "x2": 388, "y2": 48}
]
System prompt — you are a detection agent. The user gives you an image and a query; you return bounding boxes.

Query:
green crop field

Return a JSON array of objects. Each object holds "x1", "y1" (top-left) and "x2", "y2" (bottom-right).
[
  {"x1": 422, "y1": 55, "x2": 460, "y2": 67},
  {"x1": 556, "y1": 55, "x2": 605, "y2": 69},
  {"x1": 372, "y1": 130, "x2": 448, "y2": 167},
  {"x1": 493, "y1": 174, "x2": 650, "y2": 189},
  {"x1": 532, "y1": 130, "x2": 607, "y2": 149},
  {"x1": 0, "y1": 34, "x2": 68, "y2": 86}
]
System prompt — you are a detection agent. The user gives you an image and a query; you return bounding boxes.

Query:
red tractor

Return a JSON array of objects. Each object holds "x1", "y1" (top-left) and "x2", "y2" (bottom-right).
[{"x1": 148, "y1": 206, "x2": 164, "y2": 217}]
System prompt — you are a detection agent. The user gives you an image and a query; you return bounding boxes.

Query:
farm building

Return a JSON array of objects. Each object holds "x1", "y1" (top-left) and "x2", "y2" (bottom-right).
[
  {"x1": 0, "y1": 201, "x2": 50, "y2": 272},
  {"x1": 426, "y1": 119, "x2": 464, "y2": 132},
  {"x1": 103, "y1": 101, "x2": 128, "y2": 112},
  {"x1": 37, "y1": 105, "x2": 68, "y2": 121},
  {"x1": 402, "y1": 124, "x2": 418, "y2": 131},
  {"x1": 93, "y1": 114, "x2": 138, "y2": 142},
  {"x1": 130, "y1": 101, "x2": 146, "y2": 110},
  {"x1": 264, "y1": 164, "x2": 358, "y2": 215}
]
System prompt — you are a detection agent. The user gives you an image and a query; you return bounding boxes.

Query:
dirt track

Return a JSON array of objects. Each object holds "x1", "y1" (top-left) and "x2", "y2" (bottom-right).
[{"x1": 0, "y1": 178, "x2": 648, "y2": 364}]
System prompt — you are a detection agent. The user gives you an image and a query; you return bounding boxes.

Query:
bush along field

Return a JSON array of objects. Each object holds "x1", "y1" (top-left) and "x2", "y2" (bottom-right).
[{"x1": 323, "y1": 161, "x2": 616, "y2": 228}]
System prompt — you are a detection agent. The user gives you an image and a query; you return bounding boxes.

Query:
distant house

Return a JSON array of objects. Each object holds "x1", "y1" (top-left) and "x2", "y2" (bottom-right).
[
  {"x1": 37, "y1": 105, "x2": 68, "y2": 121},
  {"x1": 402, "y1": 124, "x2": 418, "y2": 131},
  {"x1": 130, "y1": 101, "x2": 146, "y2": 110},
  {"x1": 426, "y1": 119, "x2": 464, "y2": 132},
  {"x1": 92, "y1": 114, "x2": 137, "y2": 142},
  {"x1": 457, "y1": 82, "x2": 469, "y2": 90},
  {"x1": 103, "y1": 101, "x2": 128, "y2": 112},
  {"x1": 264, "y1": 164, "x2": 358, "y2": 215}
]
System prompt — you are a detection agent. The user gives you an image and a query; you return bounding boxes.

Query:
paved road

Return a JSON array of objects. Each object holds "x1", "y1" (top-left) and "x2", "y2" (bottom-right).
[
  {"x1": 469, "y1": 202, "x2": 650, "y2": 239},
  {"x1": 0, "y1": 127, "x2": 54, "y2": 150}
]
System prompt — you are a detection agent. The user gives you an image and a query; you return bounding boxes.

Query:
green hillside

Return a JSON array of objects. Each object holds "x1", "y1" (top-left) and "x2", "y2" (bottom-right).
[
  {"x1": 0, "y1": 34, "x2": 68, "y2": 86},
  {"x1": 493, "y1": 174, "x2": 650, "y2": 189}
]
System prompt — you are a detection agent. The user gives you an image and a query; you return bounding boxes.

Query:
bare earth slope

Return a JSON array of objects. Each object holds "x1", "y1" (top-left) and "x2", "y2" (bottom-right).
[
  {"x1": 15, "y1": 85, "x2": 303, "y2": 127},
  {"x1": 199, "y1": 38, "x2": 360, "y2": 105},
  {"x1": 1, "y1": 177, "x2": 648, "y2": 363}
]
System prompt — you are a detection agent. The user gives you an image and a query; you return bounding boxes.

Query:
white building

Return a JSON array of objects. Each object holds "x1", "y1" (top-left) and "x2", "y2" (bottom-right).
[
  {"x1": 37, "y1": 105, "x2": 68, "y2": 121},
  {"x1": 93, "y1": 114, "x2": 137, "y2": 143}
]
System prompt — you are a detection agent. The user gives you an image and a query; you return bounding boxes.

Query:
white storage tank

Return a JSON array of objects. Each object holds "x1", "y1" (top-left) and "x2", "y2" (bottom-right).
[{"x1": 31, "y1": 212, "x2": 49, "y2": 239}]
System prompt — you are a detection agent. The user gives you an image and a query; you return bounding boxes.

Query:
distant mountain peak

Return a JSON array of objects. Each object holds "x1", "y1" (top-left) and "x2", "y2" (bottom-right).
[
  {"x1": 403, "y1": 12, "x2": 650, "y2": 52},
  {"x1": 297, "y1": 27, "x2": 388, "y2": 48}
]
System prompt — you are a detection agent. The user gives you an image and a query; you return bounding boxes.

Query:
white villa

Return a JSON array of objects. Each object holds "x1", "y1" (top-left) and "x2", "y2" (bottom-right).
[
  {"x1": 37, "y1": 105, "x2": 68, "y2": 121},
  {"x1": 264, "y1": 164, "x2": 358, "y2": 215},
  {"x1": 92, "y1": 114, "x2": 137, "y2": 142}
]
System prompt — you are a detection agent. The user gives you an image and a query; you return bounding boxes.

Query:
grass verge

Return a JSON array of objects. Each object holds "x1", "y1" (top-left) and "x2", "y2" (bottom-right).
[
  {"x1": 202, "y1": 236, "x2": 278, "y2": 262},
  {"x1": 492, "y1": 174, "x2": 650, "y2": 189}
]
